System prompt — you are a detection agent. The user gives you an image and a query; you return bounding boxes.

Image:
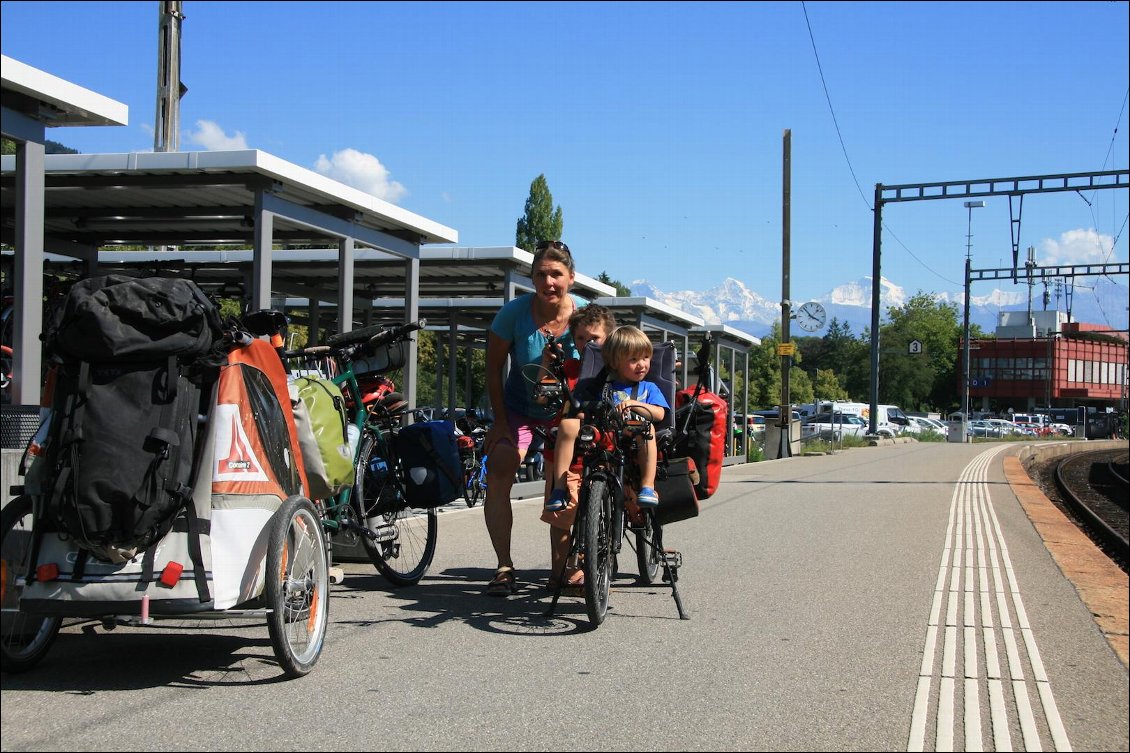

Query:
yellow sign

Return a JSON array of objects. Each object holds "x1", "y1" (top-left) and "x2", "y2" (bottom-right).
[{"x1": 777, "y1": 342, "x2": 796, "y2": 356}]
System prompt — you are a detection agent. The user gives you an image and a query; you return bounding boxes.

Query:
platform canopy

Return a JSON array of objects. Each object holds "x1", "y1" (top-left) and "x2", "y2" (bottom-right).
[{"x1": 1, "y1": 55, "x2": 129, "y2": 405}]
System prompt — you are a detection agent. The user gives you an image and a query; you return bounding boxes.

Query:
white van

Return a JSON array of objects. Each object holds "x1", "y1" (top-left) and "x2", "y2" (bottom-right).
[{"x1": 826, "y1": 402, "x2": 912, "y2": 437}]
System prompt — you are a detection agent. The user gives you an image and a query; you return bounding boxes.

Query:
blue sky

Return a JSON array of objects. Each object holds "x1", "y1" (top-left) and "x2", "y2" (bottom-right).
[{"x1": 2, "y1": 1, "x2": 1127, "y2": 320}]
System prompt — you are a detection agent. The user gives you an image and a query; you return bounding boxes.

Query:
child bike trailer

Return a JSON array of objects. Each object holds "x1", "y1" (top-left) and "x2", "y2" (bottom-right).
[{"x1": 2, "y1": 328, "x2": 330, "y2": 679}]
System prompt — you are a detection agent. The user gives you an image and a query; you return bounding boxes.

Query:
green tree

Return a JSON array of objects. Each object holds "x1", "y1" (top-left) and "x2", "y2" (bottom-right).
[
  {"x1": 597, "y1": 271, "x2": 631, "y2": 297},
  {"x1": 515, "y1": 174, "x2": 563, "y2": 252},
  {"x1": 1, "y1": 137, "x2": 78, "y2": 155},
  {"x1": 878, "y1": 291, "x2": 965, "y2": 411},
  {"x1": 812, "y1": 368, "x2": 849, "y2": 401}
]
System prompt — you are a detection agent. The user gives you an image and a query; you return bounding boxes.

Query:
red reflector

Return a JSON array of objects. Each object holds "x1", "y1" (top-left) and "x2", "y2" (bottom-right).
[
  {"x1": 37, "y1": 563, "x2": 59, "y2": 581},
  {"x1": 159, "y1": 562, "x2": 184, "y2": 587}
]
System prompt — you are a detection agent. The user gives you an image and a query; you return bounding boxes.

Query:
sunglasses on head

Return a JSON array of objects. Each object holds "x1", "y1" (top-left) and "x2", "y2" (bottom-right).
[{"x1": 535, "y1": 240, "x2": 570, "y2": 254}]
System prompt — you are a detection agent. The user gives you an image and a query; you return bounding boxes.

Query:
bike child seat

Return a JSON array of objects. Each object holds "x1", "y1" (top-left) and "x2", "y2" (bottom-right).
[{"x1": 574, "y1": 340, "x2": 677, "y2": 436}]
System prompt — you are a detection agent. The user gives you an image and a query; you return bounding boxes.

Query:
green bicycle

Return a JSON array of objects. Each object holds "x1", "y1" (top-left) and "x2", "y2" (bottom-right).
[{"x1": 284, "y1": 320, "x2": 438, "y2": 587}]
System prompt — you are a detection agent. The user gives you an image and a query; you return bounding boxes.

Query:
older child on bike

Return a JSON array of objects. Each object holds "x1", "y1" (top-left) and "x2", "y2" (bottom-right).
[{"x1": 539, "y1": 305, "x2": 616, "y2": 591}]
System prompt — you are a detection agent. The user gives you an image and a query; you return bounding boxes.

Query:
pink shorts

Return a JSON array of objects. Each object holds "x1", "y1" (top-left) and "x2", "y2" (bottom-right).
[{"x1": 504, "y1": 408, "x2": 555, "y2": 454}]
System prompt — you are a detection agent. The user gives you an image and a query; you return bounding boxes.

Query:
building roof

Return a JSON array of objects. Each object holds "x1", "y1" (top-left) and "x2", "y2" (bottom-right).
[
  {"x1": 0, "y1": 150, "x2": 457, "y2": 252},
  {"x1": 1, "y1": 54, "x2": 128, "y2": 128}
]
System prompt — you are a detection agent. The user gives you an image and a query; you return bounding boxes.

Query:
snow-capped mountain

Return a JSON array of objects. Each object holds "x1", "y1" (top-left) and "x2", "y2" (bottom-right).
[{"x1": 630, "y1": 275, "x2": 1128, "y2": 339}]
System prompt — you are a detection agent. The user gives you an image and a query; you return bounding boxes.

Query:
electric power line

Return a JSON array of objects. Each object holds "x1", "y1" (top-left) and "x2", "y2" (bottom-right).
[{"x1": 801, "y1": 1, "x2": 958, "y2": 289}]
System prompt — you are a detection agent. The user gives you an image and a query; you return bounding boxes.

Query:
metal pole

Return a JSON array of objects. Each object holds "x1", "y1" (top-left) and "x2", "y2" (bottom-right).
[
  {"x1": 962, "y1": 200, "x2": 984, "y2": 436},
  {"x1": 154, "y1": 1, "x2": 184, "y2": 152},
  {"x1": 778, "y1": 129, "x2": 792, "y2": 459},
  {"x1": 962, "y1": 255, "x2": 972, "y2": 438},
  {"x1": 868, "y1": 185, "x2": 883, "y2": 436}
]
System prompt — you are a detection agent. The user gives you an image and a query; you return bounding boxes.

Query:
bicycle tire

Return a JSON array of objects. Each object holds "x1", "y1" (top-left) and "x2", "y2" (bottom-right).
[
  {"x1": 635, "y1": 511, "x2": 661, "y2": 584},
  {"x1": 582, "y1": 476, "x2": 613, "y2": 627},
  {"x1": 464, "y1": 454, "x2": 483, "y2": 507},
  {"x1": 265, "y1": 496, "x2": 330, "y2": 678},
  {"x1": 0, "y1": 496, "x2": 62, "y2": 673},
  {"x1": 355, "y1": 432, "x2": 438, "y2": 587},
  {"x1": 467, "y1": 469, "x2": 483, "y2": 508}
]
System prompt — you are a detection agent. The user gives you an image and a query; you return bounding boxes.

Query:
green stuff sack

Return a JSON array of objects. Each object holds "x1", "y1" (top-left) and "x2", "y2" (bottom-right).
[{"x1": 292, "y1": 375, "x2": 355, "y2": 499}]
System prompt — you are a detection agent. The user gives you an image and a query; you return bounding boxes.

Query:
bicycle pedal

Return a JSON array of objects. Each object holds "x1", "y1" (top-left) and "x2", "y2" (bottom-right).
[
  {"x1": 329, "y1": 566, "x2": 345, "y2": 585},
  {"x1": 366, "y1": 524, "x2": 397, "y2": 543},
  {"x1": 662, "y1": 550, "x2": 683, "y2": 569}
]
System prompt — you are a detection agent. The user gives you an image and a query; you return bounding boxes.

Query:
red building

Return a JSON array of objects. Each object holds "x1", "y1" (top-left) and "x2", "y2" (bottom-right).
[{"x1": 961, "y1": 317, "x2": 1128, "y2": 413}]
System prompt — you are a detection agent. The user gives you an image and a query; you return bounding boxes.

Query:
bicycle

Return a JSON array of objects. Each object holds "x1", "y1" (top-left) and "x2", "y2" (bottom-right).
[
  {"x1": 530, "y1": 338, "x2": 688, "y2": 628},
  {"x1": 457, "y1": 413, "x2": 488, "y2": 507},
  {"x1": 281, "y1": 319, "x2": 439, "y2": 587}
]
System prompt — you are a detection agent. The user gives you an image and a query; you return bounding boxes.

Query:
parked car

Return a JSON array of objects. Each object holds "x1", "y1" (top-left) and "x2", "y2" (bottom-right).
[
  {"x1": 745, "y1": 414, "x2": 767, "y2": 437},
  {"x1": 985, "y1": 418, "x2": 1035, "y2": 437},
  {"x1": 909, "y1": 416, "x2": 946, "y2": 435},
  {"x1": 967, "y1": 419, "x2": 1004, "y2": 438},
  {"x1": 802, "y1": 412, "x2": 869, "y2": 440}
]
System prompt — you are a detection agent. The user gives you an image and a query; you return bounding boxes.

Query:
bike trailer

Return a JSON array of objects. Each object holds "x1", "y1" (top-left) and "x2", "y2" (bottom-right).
[{"x1": 18, "y1": 336, "x2": 312, "y2": 616}]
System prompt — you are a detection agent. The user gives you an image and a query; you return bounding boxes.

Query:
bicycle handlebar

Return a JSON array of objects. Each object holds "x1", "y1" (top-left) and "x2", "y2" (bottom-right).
[
  {"x1": 543, "y1": 334, "x2": 581, "y2": 415},
  {"x1": 324, "y1": 319, "x2": 427, "y2": 349}
]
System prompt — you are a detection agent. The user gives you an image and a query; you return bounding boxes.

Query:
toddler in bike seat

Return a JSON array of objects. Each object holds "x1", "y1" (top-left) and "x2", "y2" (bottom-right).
[{"x1": 571, "y1": 325, "x2": 670, "y2": 508}]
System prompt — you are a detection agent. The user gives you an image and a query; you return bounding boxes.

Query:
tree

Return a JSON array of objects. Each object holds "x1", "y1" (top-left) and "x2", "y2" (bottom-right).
[
  {"x1": 1, "y1": 138, "x2": 78, "y2": 155},
  {"x1": 878, "y1": 291, "x2": 965, "y2": 411},
  {"x1": 812, "y1": 368, "x2": 849, "y2": 401},
  {"x1": 597, "y1": 271, "x2": 631, "y2": 297},
  {"x1": 515, "y1": 174, "x2": 563, "y2": 252}
]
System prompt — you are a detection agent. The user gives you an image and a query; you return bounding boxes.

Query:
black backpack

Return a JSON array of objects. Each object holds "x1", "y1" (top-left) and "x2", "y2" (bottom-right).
[{"x1": 39, "y1": 275, "x2": 223, "y2": 562}]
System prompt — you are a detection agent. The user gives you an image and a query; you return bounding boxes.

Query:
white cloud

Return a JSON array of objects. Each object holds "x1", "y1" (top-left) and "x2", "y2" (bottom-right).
[
  {"x1": 185, "y1": 120, "x2": 249, "y2": 150},
  {"x1": 313, "y1": 148, "x2": 407, "y2": 203},
  {"x1": 1038, "y1": 228, "x2": 1116, "y2": 265}
]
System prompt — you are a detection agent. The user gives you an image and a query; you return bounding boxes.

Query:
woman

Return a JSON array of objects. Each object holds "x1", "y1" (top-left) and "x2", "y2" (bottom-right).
[{"x1": 482, "y1": 240, "x2": 586, "y2": 596}]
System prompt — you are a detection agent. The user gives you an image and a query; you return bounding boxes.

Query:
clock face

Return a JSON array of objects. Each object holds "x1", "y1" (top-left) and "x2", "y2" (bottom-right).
[{"x1": 796, "y1": 301, "x2": 826, "y2": 332}]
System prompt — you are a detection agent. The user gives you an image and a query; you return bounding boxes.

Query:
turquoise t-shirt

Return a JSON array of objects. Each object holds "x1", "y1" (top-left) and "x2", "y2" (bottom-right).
[{"x1": 490, "y1": 293, "x2": 586, "y2": 419}]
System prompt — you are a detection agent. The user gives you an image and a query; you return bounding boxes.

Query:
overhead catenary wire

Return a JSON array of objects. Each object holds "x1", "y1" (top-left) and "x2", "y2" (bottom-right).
[{"x1": 801, "y1": 2, "x2": 959, "y2": 290}]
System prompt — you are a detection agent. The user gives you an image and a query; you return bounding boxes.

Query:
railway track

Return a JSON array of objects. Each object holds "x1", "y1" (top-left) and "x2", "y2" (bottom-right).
[{"x1": 1051, "y1": 448, "x2": 1129, "y2": 568}]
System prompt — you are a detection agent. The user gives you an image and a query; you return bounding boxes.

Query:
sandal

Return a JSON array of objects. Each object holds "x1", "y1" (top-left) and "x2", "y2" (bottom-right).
[
  {"x1": 547, "y1": 567, "x2": 584, "y2": 596},
  {"x1": 486, "y1": 566, "x2": 517, "y2": 597}
]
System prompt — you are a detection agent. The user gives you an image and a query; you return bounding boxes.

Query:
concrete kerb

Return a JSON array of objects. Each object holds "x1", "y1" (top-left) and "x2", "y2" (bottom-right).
[{"x1": 1005, "y1": 438, "x2": 1129, "y2": 667}]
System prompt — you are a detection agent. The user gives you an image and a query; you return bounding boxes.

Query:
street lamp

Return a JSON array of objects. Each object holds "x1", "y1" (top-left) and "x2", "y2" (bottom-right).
[{"x1": 961, "y1": 200, "x2": 985, "y2": 441}]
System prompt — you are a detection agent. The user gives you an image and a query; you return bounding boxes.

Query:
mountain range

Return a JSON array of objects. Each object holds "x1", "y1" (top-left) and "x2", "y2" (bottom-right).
[{"x1": 629, "y1": 275, "x2": 1129, "y2": 340}]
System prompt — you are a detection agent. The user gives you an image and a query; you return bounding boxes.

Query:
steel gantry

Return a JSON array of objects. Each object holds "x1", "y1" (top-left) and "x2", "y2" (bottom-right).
[{"x1": 868, "y1": 168, "x2": 1129, "y2": 436}]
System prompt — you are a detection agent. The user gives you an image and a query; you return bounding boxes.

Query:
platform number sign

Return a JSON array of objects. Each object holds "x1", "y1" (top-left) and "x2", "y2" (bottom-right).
[{"x1": 908, "y1": 339, "x2": 923, "y2": 355}]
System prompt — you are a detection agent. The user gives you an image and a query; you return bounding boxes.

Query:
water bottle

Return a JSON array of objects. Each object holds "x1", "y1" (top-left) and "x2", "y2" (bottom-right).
[{"x1": 346, "y1": 423, "x2": 361, "y2": 459}]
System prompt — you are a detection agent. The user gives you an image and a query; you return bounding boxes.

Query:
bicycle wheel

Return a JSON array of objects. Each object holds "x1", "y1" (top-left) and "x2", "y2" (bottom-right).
[
  {"x1": 581, "y1": 476, "x2": 613, "y2": 627},
  {"x1": 355, "y1": 432, "x2": 438, "y2": 587},
  {"x1": 265, "y1": 496, "x2": 329, "y2": 679},
  {"x1": 1, "y1": 496, "x2": 61, "y2": 673},
  {"x1": 635, "y1": 510, "x2": 661, "y2": 585},
  {"x1": 464, "y1": 454, "x2": 483, "y2": 508}
]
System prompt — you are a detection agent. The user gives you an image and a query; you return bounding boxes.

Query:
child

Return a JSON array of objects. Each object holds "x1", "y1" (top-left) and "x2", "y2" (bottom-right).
[
  {"x1": 543, "y1": 304, "x2": 617, "y2": 512},
  {"x1": 539, "y1": 305, "x2": 616, "y2": 593},
  {"x1": 574, "y1": 325, "x2": 670, "y2": 507}
]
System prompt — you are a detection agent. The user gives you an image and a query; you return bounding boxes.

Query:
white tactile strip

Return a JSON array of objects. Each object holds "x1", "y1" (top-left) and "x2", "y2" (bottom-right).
[{"x1": 908, "y1": 444, "x2": 1072, "y2": 752}]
